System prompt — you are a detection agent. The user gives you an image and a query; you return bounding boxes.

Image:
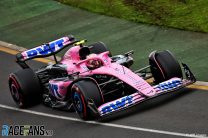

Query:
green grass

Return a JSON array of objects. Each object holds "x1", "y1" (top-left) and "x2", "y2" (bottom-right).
[
  {"x1": 0, "y1": 0, "x2": 208, "y2": 81},
  {"x1": 0, "y1": 0, "x2": 63, "y2": 28},
  {"x1": 57, "y1": 0, "x2": 208, "y2": 32}
]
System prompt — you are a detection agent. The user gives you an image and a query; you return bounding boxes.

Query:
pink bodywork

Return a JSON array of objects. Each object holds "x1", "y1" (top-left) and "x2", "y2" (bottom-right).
[
  {"x1": 17, "y1": 36, "x2": 194, "y2": 116},
  {"x1": 45, "y1": 38, "x2": 193, "y2": 116},
  {"x1": 49, "y1": 47, "x2": 156, "y2": 100}
]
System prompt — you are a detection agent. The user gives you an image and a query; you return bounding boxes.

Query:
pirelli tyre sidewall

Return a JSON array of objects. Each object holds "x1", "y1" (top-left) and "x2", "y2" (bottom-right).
[
  {"x1": 71, "y1": 79, "x2": 103, "y2": 120},
  {"x1": 8, "y1": 69, "x2": 42, "y2": 108}
]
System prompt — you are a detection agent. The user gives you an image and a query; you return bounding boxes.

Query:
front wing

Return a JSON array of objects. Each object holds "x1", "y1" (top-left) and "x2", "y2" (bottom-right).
[{"x1": 88, "y1": 63, "x2": 196, "y2": 117}]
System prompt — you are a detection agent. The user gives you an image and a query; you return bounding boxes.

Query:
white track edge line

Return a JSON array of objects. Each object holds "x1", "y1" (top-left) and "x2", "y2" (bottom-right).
[{"x1": 0, "y1": 104, "x2": 207, "y2": 138}]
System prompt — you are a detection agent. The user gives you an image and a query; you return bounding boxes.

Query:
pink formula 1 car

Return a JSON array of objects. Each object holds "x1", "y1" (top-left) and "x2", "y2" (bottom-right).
[{"x1": 8, "y1": 35, "x2": 196, "y2": 120}]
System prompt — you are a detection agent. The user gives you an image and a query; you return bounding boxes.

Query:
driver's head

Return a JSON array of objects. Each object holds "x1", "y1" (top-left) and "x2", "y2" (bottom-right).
[{"x1": 86, "y1": 58, "x2": 103, "y2": 70}]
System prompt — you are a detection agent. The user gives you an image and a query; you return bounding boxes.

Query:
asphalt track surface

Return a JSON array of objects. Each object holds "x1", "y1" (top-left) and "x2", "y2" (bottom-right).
[{"x1": 0, "y1": 51, "x2": 208, "y2": 138}]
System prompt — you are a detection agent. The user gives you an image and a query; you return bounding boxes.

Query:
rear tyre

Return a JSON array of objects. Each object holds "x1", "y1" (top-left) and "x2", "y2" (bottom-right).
[
  {"x1": 89, "y1": 42, "x2": 112, "y2": 57},
  {"x1": 8, "y1": 69, "x2": 42, "y2": 108},
  {"x1": 149, "y1": 50, "x2": 183, "y2": 83},
  {"x1": 71, "y1": 79, "x2": 103, "y2": 120}
]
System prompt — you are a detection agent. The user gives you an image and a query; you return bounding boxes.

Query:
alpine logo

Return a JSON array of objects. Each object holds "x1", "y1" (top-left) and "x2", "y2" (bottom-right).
[
  {"x1": 156, "y1": 78, "x2": 182, "y2": 91},
  {"x1": 100, "y1": 95, "x2": 133, "y2": 114},
  {"x1": 22, "y1": 37, "x2": 69, "y2": 59}
]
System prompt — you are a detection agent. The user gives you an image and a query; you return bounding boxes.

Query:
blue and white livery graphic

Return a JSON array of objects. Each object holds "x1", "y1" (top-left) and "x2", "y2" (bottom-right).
[
  {"x1": 21, "y1": 37, "x2": 73, "y2": 60},
  {"x1": 98, "y1": 78, "x2": 183, "y2": 116},
  {"x1": 99, "y1": 95, "x2": 133, "y2": 115},
  {"x1": 154, "y1": 78, "x2": 182, "y2": 92}
]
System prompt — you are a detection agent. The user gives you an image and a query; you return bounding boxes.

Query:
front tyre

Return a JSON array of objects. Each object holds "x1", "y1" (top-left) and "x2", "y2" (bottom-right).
[
  {"x1": 71, "y1": 79, "x2": 103, "y2": 120},
  {"x1": 149, "y1": 50, "x2": 183, "y2": 83}
]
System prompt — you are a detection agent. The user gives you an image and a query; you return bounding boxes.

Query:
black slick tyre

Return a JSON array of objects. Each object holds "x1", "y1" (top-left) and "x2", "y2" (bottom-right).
[
  {"x1": 8, "y1": 69, "x2": 42, "y2": 108},
  {"x1": 89, "y1": 42, "x2": 112, "y2": 57},
  {"x1": 71, "y1": 79, "x2": 103, "y2": 120},
  {"x1": 149, "y1": 50, "x2": 183, "y2": 83}
]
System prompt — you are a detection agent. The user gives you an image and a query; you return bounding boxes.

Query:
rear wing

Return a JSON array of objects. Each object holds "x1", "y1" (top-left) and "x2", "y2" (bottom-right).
[
  {"x1": 16, "y1": 35, "x2": 77, "y2": 68},
  {"x1": 16, "y1": 35, "x2": 77, "y2": 62}
]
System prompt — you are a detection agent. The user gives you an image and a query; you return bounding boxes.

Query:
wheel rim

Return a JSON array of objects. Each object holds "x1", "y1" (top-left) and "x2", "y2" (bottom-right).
[
  {"x1": 73, "y1": 92, "x2": 83, "y2": 112},
  {"x1": 11, "y1": 83, "x2": 20, "y2": 101},
  {"x1": 72, "y1": 85, "x2": 87, "y2": 119},
  {"x1": 10, "y1": 81, "x2": 23, "y2": 107}
]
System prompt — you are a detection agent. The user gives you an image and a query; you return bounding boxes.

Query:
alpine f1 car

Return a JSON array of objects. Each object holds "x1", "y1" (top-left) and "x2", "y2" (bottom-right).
[{"x1": 8, "y1": 35, "x2": 196, "y2": 120}]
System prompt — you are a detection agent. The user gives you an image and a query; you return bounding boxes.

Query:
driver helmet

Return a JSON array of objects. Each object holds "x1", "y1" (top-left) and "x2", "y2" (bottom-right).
[{"x1": 86, "y1": 54, "x2": 103, "y2": 69}]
